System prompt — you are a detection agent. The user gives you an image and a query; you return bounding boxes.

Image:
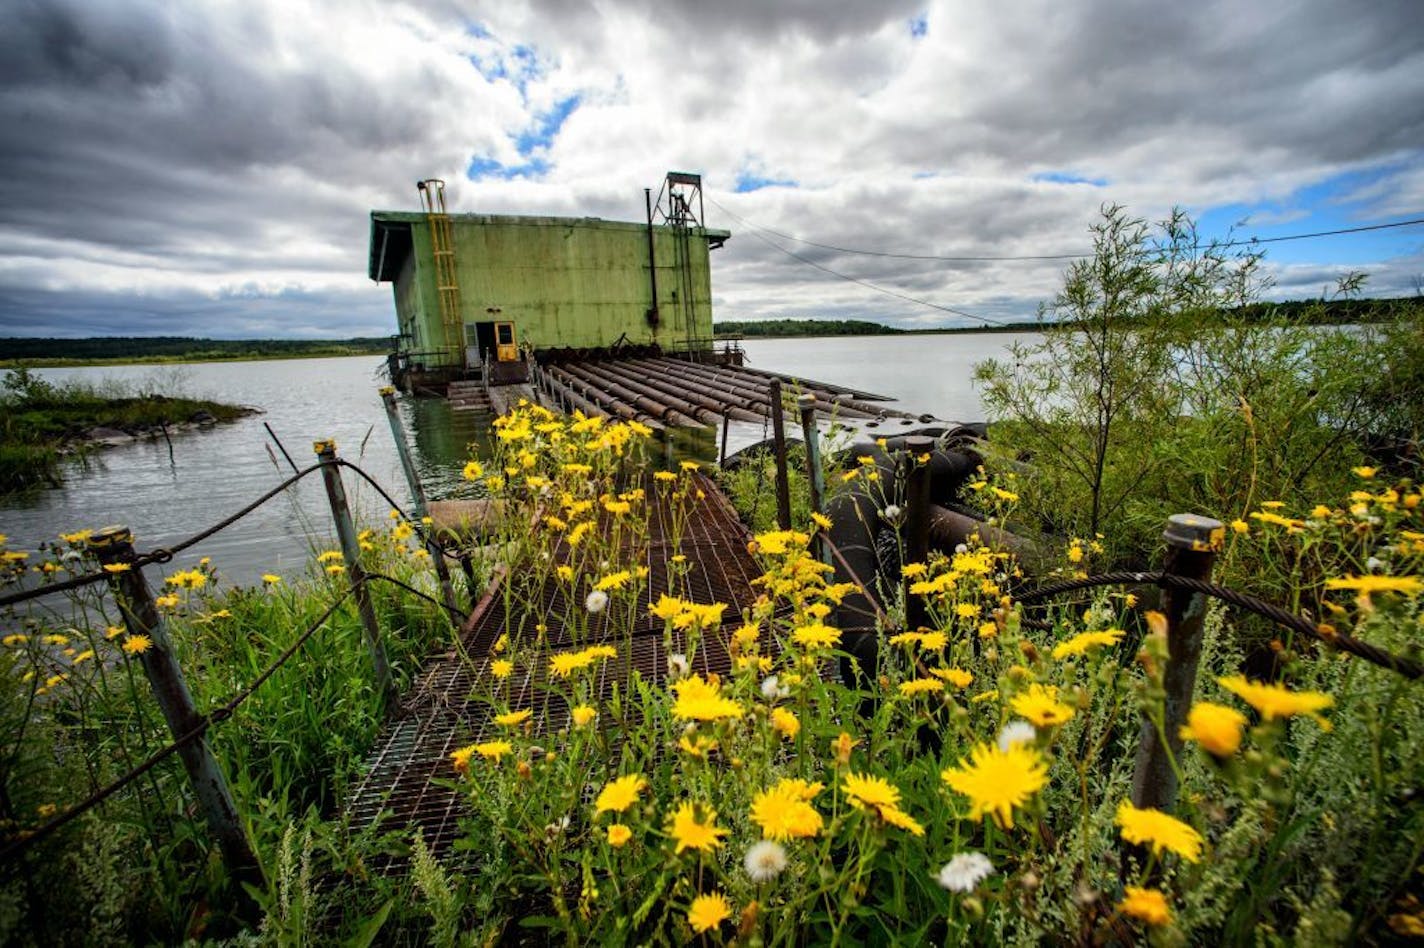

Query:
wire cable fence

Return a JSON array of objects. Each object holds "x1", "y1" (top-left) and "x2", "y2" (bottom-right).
[{"x1": 0, "y1": 453, "x2": 472, "y2": 875}]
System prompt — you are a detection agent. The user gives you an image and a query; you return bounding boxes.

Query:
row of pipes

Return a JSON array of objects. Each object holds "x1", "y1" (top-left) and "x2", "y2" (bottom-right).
[{"x1": 528, "y1": 356, "x2": 926, "y2": 430}]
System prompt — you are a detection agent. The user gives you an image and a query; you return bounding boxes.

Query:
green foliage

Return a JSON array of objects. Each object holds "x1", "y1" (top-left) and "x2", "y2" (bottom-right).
[
  {"x1": 714, "y1": 318, "x2": 904, "y2": 337},
  {"x1": 0, "y1": 520, "x2": 467, "y2": 943}
]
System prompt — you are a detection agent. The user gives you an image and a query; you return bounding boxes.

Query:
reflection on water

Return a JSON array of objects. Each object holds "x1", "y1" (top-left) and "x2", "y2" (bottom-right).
[{"x1": 2, "y1": 334, "x2": 1033, "y2": 585}]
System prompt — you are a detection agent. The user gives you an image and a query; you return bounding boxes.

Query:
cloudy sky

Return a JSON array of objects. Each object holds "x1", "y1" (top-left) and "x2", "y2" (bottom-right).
[{"x1": 2, "y1": 0, "x2": 1422, "y2": 339}]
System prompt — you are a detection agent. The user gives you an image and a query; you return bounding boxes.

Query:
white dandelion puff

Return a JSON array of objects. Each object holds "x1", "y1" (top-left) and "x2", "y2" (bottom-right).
[
  {"x1": 936, "y1": 852, "x2": 994, "y2": 893},
  {"x1": 760, "y1": 675, "x2": 789, "y2": 700},
  {"x1": 744, "y1": 840, "x2": 788, "y2": 883},
  {"x1": 585, "y1": 590, "x2": 609, "y2": 613},
  {"x1": 996, "y1": 720, "x2": 1037, "y2": 752}
]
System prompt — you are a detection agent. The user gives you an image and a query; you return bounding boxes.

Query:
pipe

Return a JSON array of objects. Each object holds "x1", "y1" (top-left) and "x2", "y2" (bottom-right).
[
  {"x1": 595, "y1": 360, "x2": 762, "y2": 423},
  {"x1": 568, "y1": 362, "x2": 709, "y2": 427},
  {"x1": 562, "y1": 362, "x2": 698, "y2": 427},
  {"x1": 545, "y1": 365, "x2": 664, "y2": 429},
  {"x1": 632, "y1": 358, "x2": 881, "y2": 421},
  {"x1": 540, "y1": 368, "x2": 609, "y2": 420}
]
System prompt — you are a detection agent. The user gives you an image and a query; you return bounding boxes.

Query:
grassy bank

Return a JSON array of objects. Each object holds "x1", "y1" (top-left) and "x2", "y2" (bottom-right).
[
  {"x1": 1, "y1": 403, "x2": 1421, "y2": 943},
  {"x1": 0, "y1": 368, "x2": 256, "y2": 492}
]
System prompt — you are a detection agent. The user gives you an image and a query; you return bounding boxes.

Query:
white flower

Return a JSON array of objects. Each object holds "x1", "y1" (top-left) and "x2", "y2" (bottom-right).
[
  {"x1": 744, "y1": 840, "x2": 787, "y2": 883},
  {"x1": 880, "y1": 504, "x2": 903, "y2": 524},
  {"x1": 544, "y1": 815, "x2": 571, "y2": 838},
  {"x1": 996, "y1": 720, "x2": 1037, "y2": 751},
  {"x1": 954, "y1": 543, "x2": 969, "y2": 554},
  {"x1": 936, "y1": 852, "x2": 994, "y2": 893},
  {"x1": 1366, "y1": 556, "x2": 1385, "y2": 573},
  {"x1": 760, "y1": 675, "x2": 789, "y2": 700},
  {"x1": 667, "y1": 652, "x2": 689, "y2": 678},
  {"x1": 585, "y1": 590, "x2": 609, "y2": 613}
]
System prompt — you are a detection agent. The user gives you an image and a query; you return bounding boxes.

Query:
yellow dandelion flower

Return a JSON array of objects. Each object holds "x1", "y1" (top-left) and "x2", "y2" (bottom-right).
[
  {"x1": 671, "y1": 675, "x2": 743, "y2": 721},
  {"x1": 1230, "y1": 519, "x2": 1249, "y2": 535},
  {"x1": 73, "y1": 649, "x2": 94, "y2": 664},
  {"x1": 1217, "y1": 675, "x2": 1333, "y2": 727},
  {"x1": 607, "y1": 823, "x2": 632, "y2": 847},
  {"x1": 899, "y1": 678, "x2": 946, "y2": 697},
  {"x1": 1115, "y1": 800, "x2": 1203, "y2": 862},
  {"x1": 1353, "y1": 466, "x2": 1377, "y2": 478},
  {"x1": 878, "y1": 805, "x2": 925, "y2": 836},
  {"x1": 1118, "y1": 886, "x2": 1172, "y2": 927},
  {"x1": 122, "y1": 635, "x2": 153, "y2": 656},
  {"x1": 649, "y1": 594, "x2": 686, "y2": 620},
  {"x1": 1178, "y1": 702, "x2": 1247, "y2": 757},
  {"x1": 668, "y1": 801, "x2": 727, "y2": 853},
  {"x1": 810, "y1": 511, "x2": 832, "y2": 530},
  {"x1": 940, "y1": 742, "x2": 1049, "y2": 828},
  {"x1": 929, "y1": 667, "x2": 974, "y2": 688},
  {"x1": 595, "y1": 570, "x2": 632, "y2": 591},
  {"x1": 155, "y1": 593, "x2": 180, "y2": 608},
  {"x1": 678, "y1": 734, "x2": 718, "y2": 758},
  {"x1": 495, "y1": 709, "x2": 532, "y2": 727},
  {"x1": 770, "y1": 706, "x2": 800, "y2": 739},
  {"x1": 261, "y1": 573, "x2": 281, "y2": 584},
  {"x1": 1323, "y1": 574, "x2": 1422, "y2": 597},
  {"x1": 317, "y1": 550, "x2": 343, "y2": 563},
  {"x1": 1009, "y1": 684, "x2": 1075, "y2": 726},
  {"x1": 842, "y1": 772, "x2": 902, "y2": 811},
  {"x1": 571, "y1": 705, "x2": 597, "y2": 727},
  {"x1": 687, "y1": 891, "x2": 731, "y2": 934},
  {"x1": 653, "y1": 470, "x2": 677, "y2": 482},
  {"x1": 791, "y1": 623, "x2": 840, "y2": 649},
  {"x1": 474, "y1": 740, "x2": 513, "y2": 762},
  {"x1": 594, "y1": 774, "x2": 647, "y2": 814},
  {"x1": 450, "y1": 744, "x2": 476, "y2": 775},
  {"x1": 102, "y1": 563, "x2": 130, "y2": 574},
  {"x1": 491, "y1": 659, "x2": 514, "y2": 678},
  {"x1": 750, "y1": 779, "x2": 824, "y2": 841},
  {"x1": 1052, "y1": 628, "x2": 1124, "y2": 660},
  {"x1": 977, "y1": 621, "x2": 999, "y2": 639}
]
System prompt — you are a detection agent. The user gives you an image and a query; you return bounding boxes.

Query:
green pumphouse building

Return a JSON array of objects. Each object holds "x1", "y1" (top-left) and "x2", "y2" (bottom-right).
[{"x1": 367, "y1": 175, "x2": 730, "y2": 391}]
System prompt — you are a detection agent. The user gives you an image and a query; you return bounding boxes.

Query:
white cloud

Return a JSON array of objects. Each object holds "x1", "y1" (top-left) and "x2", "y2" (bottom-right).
[{"x1": 0, "y1": 0, "x2": 1420, "y2": 338}]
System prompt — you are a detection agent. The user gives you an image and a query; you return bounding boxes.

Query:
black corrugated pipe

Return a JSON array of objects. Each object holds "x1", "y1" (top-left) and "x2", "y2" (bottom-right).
[{"x1": 826, "y1": 489, "x2": 885, "y2": 709}]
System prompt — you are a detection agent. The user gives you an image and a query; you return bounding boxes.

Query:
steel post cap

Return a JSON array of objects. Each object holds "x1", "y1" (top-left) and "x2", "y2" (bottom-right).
[
  {"x1": 905, "y1": 436, "x2": 936, "y2": 454},
  {"x1": 87, "y1": 525, "x2": 132, "y2": 548},
  {"x1": 1163, "y1": 513, "x2": 1226, "y2": 552}
]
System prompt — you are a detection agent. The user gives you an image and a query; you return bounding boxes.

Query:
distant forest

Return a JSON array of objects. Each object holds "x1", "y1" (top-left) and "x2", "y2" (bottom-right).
[
  {"x1": 1, "y1": 295, "x2": 1418, "y2": 363},
  {"x1": 715, "y1": 296, "x2": 1422, "y2": 338},
  {"x1": 0, "y1": 336, "x2": 392, "y2": 365}
]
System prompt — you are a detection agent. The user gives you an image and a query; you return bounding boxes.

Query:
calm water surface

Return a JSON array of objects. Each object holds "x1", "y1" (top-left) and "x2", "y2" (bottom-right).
[{"x1": 2, "y1": 333, "x2": 1035, "y2": 585}]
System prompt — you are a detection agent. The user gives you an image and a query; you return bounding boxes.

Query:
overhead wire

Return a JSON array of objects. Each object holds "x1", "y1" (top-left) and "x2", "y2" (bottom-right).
[
  {"x1": 710, "y1": 198, "x2": 1424, "y2": 263},
  {"x1": 709, "y1": 197, "x2": 1008, "y2": 326}
]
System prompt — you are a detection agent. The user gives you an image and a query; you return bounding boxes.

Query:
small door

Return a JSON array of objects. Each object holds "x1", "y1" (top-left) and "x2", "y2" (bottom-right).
[{"x1": 494, "y1": 321, "x2": 518, "y2": 362}]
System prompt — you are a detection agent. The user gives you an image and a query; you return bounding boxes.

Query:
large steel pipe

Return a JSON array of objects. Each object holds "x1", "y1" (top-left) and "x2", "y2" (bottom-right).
[
  {"x1": 638, "y1": 358, "x2": 881, "y2": 421},
  {"x1": 711, "y1": 362, "x2": 922, "y2": 419},
  {"x1": 566, "y1": 358, "x2": 717, "y2": 424},
  {"x1": 595, "y1": 360, "x2": 763, "y2": 424},
  {"x1": 561, "y1": 363, "x2": 701, "y2": 428},
  {"x1": 610, "y1": 359, "x2": 774, "y2": 423},
  {"x1": 545, "y1": 365, "x2": 662, "y2": 428},
  {"x1": 540, "y1": 369, "x2": 609, "y2": 420}
]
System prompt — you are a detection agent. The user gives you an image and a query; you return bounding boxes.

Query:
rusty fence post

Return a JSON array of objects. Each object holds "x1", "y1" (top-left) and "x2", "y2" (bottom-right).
[
  {"x1": 797, "y1": 394, "x2": 828, "y2": 561},
  {"x1": 767, "y1": 379, "x2": 792, "y2": 530},
  {"x1": 380, "y1": 386, "x2": 463, "y2": 618},
  {"x1": 314, "y1": 439, "x2": 397, "y2": 706},
  {"x1": 89, "y1": 527, "x2": 264, "y2": 903},
  {"x1": 902, "y1": 437, "x2": 935, "y2": 631},
  {"x1": 1131, "y1": 513, "x2": 1225, "y2": 813}
]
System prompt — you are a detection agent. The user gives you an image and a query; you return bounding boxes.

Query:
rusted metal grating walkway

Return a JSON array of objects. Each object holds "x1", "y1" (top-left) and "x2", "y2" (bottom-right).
[{"x1": 345, "y1": 474, "x2": 770, "y2": 860}]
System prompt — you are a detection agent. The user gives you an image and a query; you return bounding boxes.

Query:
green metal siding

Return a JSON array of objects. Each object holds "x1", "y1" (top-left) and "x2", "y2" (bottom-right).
[{"x1": 381, "y1": 213, "x2": 721, "y2": 367}]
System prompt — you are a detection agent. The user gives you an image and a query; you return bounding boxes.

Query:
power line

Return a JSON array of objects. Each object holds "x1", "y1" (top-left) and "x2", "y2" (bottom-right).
[
  {"x1": 710, "y1": 197, "x2": 1424, "y2": 262},
  {"x1": 733, "y1": 220, "x2": 1010, "y2": 326}
]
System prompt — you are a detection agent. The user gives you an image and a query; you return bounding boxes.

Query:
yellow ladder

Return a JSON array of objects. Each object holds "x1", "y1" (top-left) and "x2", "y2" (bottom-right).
[{"x1": 417, "y1": 179, "x2": 465, "y2": 370}]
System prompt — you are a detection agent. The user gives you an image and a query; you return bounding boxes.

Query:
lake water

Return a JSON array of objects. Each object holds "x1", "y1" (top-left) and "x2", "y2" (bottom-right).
[{"x1": 1, "y1": 332, "x2": 1037, "y2": 585}]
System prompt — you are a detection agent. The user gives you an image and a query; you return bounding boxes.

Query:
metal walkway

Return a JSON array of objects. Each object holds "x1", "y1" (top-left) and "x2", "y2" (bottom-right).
[{"x1": 345, "y1": 473, "x2": 769, "y2": 859}]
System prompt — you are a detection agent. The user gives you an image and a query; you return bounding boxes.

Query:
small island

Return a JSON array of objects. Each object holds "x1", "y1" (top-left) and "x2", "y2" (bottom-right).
[{"x1": 1, "y1": 367, "x2": 257, "y2": 491}]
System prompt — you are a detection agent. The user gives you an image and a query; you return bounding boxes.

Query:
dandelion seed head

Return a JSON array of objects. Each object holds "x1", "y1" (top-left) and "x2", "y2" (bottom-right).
[{"x1": 743, "y1": 840, "x2": 788, "y2": 882}]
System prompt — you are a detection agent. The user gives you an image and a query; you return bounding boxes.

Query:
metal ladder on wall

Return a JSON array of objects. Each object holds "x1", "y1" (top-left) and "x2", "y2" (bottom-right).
[{"x1": 417, "y1": 179, "x2": 466, "y2": 373}]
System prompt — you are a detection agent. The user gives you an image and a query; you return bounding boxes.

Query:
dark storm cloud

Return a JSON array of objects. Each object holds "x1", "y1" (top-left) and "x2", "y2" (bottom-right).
[{"x1": 0, "y1": 0, "x2": 1419, "y2": 338}]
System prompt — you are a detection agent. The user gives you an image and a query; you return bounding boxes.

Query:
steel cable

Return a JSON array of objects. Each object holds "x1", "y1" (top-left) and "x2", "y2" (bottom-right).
[{"x1": 0, "y1": 581, "x2": 360, "y2": 865}]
